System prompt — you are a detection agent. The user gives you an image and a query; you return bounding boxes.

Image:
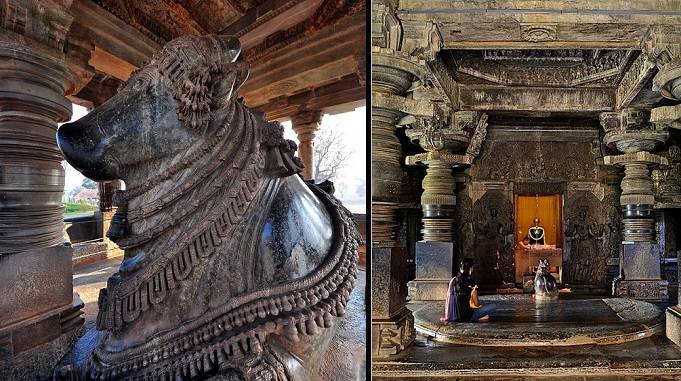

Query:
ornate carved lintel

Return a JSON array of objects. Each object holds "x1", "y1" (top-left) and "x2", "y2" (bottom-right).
[{"x1": 520, "y1": 24, "x2": 557, "y2": 43}]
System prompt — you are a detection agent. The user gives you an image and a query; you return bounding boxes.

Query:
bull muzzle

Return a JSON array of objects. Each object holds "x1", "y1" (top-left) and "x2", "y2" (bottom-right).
[{"x1": 57, "y1": 113, "x2": 119, "y2": 181}]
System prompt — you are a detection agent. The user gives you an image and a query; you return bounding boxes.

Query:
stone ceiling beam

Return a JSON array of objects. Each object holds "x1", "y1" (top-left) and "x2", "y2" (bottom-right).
[
  {"x1": 88, "y1": 46, "x2": 137, "y2": 82},
  {"x1": 458, "y1": 85, "x2": 614, "y2": 113},
  {"x1": 69, "y1": 0, "x2": 160, "y2": 69},
  {"x1": 398, "y1": 1, "x2": 681, "y2": 50},
  {"x1": 616, "y1": 52, "x2": 659, "y2": 109},
  {"x1": 240, "y1": 12, "x2": 365, "y2": 108},
  {"x1": 220, "y1": 0, "x2": 323, "y2": 50},
  {"x1": 258, "y1": 75, "x2": 365, "y2": 121}
]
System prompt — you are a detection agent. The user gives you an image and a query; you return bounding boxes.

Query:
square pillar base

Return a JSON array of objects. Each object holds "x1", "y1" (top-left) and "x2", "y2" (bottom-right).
[
  {"x1": 667, "y1": 306, "x2": 681, "y2": 347},
  {"x1": 617, "y1": 280, "x2": 669, "y2": 302},
  {"x1": 0, "y1": 244, "x2": 84, "y2": 370},
  {"x1": 371, "y1": 247, "x2": 415, "y2": 357},
  {"x1": 371, "y1": 307, "x2": 415, "y2": 359},
  {"x1": 408, "y1": 241, "x2": 454, "y2": 301}
]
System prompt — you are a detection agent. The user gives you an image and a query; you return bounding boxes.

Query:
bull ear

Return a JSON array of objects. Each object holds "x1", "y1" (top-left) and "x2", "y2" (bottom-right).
[{"x1": 212, "y1": 62, "x2": 249, "y2": 110}]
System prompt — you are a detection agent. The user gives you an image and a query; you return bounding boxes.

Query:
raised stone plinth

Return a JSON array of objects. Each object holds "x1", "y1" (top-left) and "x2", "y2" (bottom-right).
[
  {"x1": 0, "y1": 244, "x2": 84, "y2": 366},
  {"x1": 408, "y1": 241, "x2": 454, "y2": 301},
  {"x1": 412, "y1": 295, "x2": 664, "y2": 347},
  {"x1": 372, "y1": 247, "x2": 415, "y2": 358},
  {"x1": 666, "y1": 305, "x2": 681, "y2": 348}
]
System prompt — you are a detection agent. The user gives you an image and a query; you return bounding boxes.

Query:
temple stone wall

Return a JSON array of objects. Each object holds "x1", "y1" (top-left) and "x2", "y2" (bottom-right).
[{"x1": 455, "y1": 131, "x2": 621, "y2": 291}]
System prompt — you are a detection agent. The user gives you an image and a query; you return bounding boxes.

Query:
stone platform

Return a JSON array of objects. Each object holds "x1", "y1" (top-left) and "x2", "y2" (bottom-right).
[
  {"x1": 372, "y1": 334, "x2": 681, "y2": 380},
  {"x1": 412, "y1": 295, "x2": 664, "y2": 346}
]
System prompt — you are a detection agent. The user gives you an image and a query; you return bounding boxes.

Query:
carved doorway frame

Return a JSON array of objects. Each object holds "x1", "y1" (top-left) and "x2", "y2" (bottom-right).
[{"x1": 512, "y1": 182, "x2": 566, "y2": 286}]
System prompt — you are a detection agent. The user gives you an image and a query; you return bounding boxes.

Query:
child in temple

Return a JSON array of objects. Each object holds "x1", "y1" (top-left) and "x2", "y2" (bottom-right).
[{"x1": 442, "y1": 258, "x2": 497, "y2": 323}]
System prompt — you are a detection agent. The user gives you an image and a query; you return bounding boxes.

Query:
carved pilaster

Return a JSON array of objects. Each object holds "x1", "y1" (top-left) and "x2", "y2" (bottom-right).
[
  {"x1": 653, "y1": 146, "x2": 681, "y2": 209},
  {"x1": 291, "y1": 110, "x2": 322, "y2": 181}
]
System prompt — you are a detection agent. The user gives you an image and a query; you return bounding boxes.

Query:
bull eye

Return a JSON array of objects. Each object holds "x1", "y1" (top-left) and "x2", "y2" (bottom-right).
[{"x1": 133, "y1": 77, "x2": 148, "y2": 91}]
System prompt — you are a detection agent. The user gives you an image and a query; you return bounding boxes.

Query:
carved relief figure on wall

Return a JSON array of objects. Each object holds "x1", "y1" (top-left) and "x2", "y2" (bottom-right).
[
  {"x1": 52, "y1": 35, "x2": 360, "y2": 381},
  {"x1": 564, "y1": 193, "x2": 609, "y2": 288},
  {"x1": 472, "y1": 190, "x2": 515, "y2": 288}
]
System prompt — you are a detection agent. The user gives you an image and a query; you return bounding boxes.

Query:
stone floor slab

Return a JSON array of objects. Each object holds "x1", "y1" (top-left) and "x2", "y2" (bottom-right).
[{"x1": 412, "y1": 295, "x2": 664, "y2": 346}]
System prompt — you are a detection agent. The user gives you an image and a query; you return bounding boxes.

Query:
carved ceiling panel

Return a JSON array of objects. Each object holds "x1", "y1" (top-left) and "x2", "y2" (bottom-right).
[{"x1": 446, "y1": 49, "x2": 636, "y2": 88}]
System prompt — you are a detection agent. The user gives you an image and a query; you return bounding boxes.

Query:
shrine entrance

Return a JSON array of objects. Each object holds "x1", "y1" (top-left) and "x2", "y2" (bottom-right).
[{"x1": 513, "y1": 194, "x2": 564, "y2": 287}]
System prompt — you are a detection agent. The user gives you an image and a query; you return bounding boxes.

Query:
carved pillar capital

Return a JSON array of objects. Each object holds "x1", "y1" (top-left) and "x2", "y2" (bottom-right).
[
  {"x1": 371, "y1": 1, "x2": 402, "y2": 51},
  {"x1": 600, "y1": 109, "x2": 668, "y2": 154},
  {"x1": 400, "y1": 20, "x2": 443, "y2": 62},
  {"x1": 291, "y1": 110, "x2": 322, "y2": 181},
  {"x1": 644, "y1": 25, "x2": 681, "y2": 100}
]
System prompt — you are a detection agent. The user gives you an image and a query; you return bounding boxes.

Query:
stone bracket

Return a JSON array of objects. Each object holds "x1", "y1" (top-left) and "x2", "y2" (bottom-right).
[{"x1": 373, "y1": 92, "x2": 436, "y2": 117}]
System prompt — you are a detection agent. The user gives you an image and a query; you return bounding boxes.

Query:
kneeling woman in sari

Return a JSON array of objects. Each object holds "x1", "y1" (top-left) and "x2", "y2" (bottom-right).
[{"x1": 442, "y1": 258, "x2": 497, "y2": 323}]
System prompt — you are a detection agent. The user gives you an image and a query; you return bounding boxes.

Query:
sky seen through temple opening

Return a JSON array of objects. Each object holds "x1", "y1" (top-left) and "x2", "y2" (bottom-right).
[{"x1": 62, "y1": 104, "x2": 366, "y2": 214}]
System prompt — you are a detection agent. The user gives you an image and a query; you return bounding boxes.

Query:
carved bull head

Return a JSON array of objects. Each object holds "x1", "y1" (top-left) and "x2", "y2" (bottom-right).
[{"x1": 57, "y1": 35, "x2": 249, "y2": 183}]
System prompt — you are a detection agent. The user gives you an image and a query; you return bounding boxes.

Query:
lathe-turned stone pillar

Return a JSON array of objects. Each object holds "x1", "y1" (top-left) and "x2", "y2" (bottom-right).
[
  {"x1": 405, "y1": 111, "x2": 487, "y2": 301},
  {"x1": 602, "y1": 109, "x2": 669, "y2": 302},
  {"x1": 634, "y1": 23, "x2": 681, "y2": 347},
  {"x1": 371, "y1": 48, "x2": 426, "y2": 358},
  {"x1": 97, "y1": 180, "x2": 124, "y2": 257},
  {"x1": 0, "y1": 1, "x2": 87, "y2": 374},
  {"x1": 291, "y1": 110, "x2": 322, "y2": 181}
]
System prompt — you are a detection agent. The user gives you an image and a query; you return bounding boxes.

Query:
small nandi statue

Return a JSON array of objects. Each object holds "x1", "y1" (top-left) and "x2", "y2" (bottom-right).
[{"x1": 534, "y1": 259, "x2": 558, "y2": 300}]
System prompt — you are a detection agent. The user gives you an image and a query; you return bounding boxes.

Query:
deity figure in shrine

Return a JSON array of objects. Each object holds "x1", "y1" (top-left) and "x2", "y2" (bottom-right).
[{"x1": 528, "y1": 217, "x2": 545, "y2": 246}]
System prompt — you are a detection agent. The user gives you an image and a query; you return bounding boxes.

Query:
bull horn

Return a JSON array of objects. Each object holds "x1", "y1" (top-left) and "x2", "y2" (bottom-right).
[{"x1": 216, "y1": 35, "x2": 241, "y2": 63}]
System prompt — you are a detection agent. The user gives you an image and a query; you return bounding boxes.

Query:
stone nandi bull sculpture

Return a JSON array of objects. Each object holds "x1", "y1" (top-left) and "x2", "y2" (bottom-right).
[
  {"x1": 53, "y1": 35, "x2": 360, "y2": 380},
  {"x1": 534, "y1": 259, "x2": 558, "y2": 301}
]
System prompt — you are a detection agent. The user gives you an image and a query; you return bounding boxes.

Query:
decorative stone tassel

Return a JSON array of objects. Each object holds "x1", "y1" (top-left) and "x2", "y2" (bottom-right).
[{"x1": 107, "y1": 200, "x2": 130, "y2": 242}]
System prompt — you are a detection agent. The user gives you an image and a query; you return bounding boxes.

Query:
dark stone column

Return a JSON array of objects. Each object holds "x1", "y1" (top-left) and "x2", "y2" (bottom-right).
[
  {"x1": 602, "y1": 109, "x2": 669, "y2": 302},
  {"x1": 0, "y1": 2, "x2": 86, "y2": 373},
  {"x1": 404, "y1": 111, "x2": 487, "y2": 301},
  {"x1": 370, "y1": 48, "x2": 422, "y2": 358}
]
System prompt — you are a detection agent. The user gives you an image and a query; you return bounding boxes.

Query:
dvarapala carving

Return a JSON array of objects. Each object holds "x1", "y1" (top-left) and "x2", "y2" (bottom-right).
[{"x1": 53, "y1": 35, "x2": 360, "y2": 380}]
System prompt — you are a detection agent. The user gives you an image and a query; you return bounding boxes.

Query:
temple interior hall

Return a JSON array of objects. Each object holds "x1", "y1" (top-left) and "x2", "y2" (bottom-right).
[{"x1": 371, "y1": 1, "x2": 681, "y2": 379}]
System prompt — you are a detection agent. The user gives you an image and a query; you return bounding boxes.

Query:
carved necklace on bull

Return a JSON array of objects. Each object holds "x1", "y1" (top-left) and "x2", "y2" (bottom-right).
[{"x1": 107, "y1": 60, "x2": 299, "y2": 251}]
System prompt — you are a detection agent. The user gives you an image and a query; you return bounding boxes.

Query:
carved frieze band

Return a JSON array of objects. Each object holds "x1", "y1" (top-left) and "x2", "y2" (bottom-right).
[{"x1": 616, "y1": 52, "x2": 657, "y2": 109}]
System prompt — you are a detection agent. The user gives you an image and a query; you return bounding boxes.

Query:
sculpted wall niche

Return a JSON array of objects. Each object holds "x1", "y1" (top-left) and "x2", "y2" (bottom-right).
[{"x1": 51, "y1": 35, "x2": 360, "y2": 381}]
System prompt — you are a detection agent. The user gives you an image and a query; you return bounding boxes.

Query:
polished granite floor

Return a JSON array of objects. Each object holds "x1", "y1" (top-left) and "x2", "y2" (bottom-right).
[
  {"x1": 373, "y1": 333, "x2": 681, "y2": 380},
  {"x1": 375, "y1": 295, "x2": 681, "y2": 380},
  {"x1": 412, "y1": 296, "x2": 664, "y2": 347},
  {"x1": 477, "y1": 296, "x2": 621, "y2": 324}
]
